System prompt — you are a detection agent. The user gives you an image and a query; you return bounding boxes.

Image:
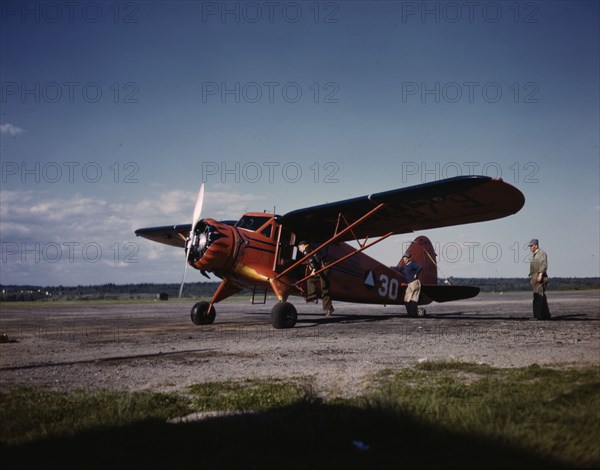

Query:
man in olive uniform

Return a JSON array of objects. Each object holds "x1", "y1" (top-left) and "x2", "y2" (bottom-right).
[
  {"x1": 528, "y1": 239, "x2": 551, "y2": 320},
  {"x1": 298, "y1": 241, "x2": 334, "y2": 317}
]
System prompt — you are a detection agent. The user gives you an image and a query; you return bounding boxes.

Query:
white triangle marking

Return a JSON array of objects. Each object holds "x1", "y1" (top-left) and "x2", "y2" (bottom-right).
[{"x1": 364, "y1": 270, "x2": 376, "y2": 287}]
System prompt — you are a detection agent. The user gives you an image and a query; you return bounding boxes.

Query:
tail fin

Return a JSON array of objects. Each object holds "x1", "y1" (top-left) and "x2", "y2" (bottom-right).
[{"x1": 398, "y1": 236, "x2": 438, "y2": 285}]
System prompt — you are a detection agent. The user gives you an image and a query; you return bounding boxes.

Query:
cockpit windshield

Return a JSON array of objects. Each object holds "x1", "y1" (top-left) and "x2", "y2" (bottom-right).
[{"x1": 235, "y1": 215, "x2": 271, "y2": 232}]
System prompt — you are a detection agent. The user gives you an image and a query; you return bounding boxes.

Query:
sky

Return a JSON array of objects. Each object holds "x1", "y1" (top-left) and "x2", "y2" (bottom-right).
[{"x1": 1, "y1": 0, "x2": 599, "y2": 286}]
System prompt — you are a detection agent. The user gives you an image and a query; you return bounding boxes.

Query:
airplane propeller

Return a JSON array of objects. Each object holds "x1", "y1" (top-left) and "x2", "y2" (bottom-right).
[{"x1": 178, "y1": 183, "x2": 205, "y2": 298}]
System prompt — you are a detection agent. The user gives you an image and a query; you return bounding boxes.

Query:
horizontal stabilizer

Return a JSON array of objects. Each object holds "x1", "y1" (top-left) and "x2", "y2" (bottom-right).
[{"x1": 421, "y1": 285, "x2": 480, "y2": 303}]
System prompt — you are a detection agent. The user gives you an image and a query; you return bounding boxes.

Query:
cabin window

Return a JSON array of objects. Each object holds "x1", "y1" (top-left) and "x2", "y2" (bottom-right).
[
  {"x1": 260, "y1": 225, "x2": 273, "y2": 238},
  {"x1": 235, "y1": 215, "x2": 271, "y2": 232}
]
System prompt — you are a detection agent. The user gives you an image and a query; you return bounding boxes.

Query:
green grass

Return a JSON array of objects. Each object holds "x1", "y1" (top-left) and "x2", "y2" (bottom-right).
[
  {"x1": 1, "y1": 363, "x2": 598, "y2": 468},
  {"x1": 0, "y1": 388, "x2": 190, "y2": 445},
  {"x1": 188, "y1": 377, "x2": 318, "y2": 412},
  {"x1": 370, "y1": 362, "x2": 600, "y2": 466}
]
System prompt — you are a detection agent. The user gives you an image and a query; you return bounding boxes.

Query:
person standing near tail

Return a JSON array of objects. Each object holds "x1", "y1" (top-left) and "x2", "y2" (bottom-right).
[
  {"x1": 528, "y1": 239, "x2": 551, "y2": 320},
  {"x1": 397, "y1": 253, "x2": 422, "y2": 317}
]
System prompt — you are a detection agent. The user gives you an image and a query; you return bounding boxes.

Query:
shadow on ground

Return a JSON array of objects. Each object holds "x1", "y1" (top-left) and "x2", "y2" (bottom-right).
[{"x1": 3, "y1": 401, "x2": 562, "y2": 469}]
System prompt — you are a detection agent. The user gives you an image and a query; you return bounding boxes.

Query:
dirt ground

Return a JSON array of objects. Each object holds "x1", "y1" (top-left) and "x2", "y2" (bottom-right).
[{"x1": 1, "y1": 291, "x2": 598, "y2": 398}]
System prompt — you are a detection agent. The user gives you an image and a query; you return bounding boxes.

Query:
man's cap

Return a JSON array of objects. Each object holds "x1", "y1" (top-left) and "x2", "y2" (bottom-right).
[{"x1": 528, "y1": 239, "x2": 539, "y2": 246}]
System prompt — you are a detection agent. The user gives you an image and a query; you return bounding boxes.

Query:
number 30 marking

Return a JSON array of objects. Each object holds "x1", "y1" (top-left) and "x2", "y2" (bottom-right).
[{"x1": 378, "y1": 274, "x2": 398, "y2": 300}]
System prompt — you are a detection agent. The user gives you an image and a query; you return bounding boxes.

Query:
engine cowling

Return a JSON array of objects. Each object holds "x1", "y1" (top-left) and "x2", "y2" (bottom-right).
[{"x1": 188, "y1": 218, "x2": 237, "y2": 276}]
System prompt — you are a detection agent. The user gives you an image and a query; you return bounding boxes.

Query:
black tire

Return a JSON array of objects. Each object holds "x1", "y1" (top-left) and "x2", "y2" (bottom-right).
[
  {"x1": 417, "y1": 307, "x2": 427, "y2": 318},
  {"x1": 191, "y1": 301, "x2": 216, "y2": 325},
  {"x1": 271, "y1": 301, "x2": 297, "y2": 329}
]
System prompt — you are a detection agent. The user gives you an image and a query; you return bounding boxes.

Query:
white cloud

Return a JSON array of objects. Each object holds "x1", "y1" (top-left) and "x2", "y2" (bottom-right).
[
  {"x1": 0, "y1": 123, "x2": 24, "y2": 136},
  {"x1": 126, "y1": 189, "x2": 266, "y2": 228},
  {"x1": 0, "y1": 188, "x2": 267, "y2": 285}
]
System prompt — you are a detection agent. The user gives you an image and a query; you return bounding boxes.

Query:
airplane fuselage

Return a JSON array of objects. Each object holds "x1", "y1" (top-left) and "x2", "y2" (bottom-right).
[{"x1": 189, "y1": 212, "x2": 432, "y2": 306}]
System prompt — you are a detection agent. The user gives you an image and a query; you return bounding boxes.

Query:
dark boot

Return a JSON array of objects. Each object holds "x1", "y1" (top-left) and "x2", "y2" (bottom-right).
[
  {"x1": 408, "y1": 301, "x2": 418, "y2": 317},
  {"x1": 541, "y1": 294, "x2": 551, "y2": 320},
  {"x1": 533, "y1": 293, "x2": 544, "y2": 319}
]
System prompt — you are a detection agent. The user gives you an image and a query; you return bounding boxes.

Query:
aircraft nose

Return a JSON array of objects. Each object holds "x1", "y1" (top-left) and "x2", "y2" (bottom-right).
[
  {"x1": 186, "y1": 221, "x2": 205, "y2": 261},
  {"x1": 188, "y1": 219, "x2": 235, "y2": 274}
]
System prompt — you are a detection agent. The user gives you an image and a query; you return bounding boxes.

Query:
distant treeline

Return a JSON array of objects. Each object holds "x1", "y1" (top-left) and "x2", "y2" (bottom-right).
[
  {"x1": 1, "y1": 278, "x2": 598, "y2": 302},
  {"x1": 0, "y1": 282, "x2": 223, "y2": 302},
  {"x1": 447, "y1": 277, "x2": 600, "y2": 293}
]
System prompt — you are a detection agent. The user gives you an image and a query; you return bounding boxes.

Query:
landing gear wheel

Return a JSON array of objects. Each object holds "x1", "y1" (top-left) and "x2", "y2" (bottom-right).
[
  {"x1": 271, "y1": 301, "x2": 297, "y2": 329},
  {"x1": 417, "y1": 307, "x2": 427, "y2": 318},
  {"x1": 191, "y1": 301, "x2": 216, "y2": 325}
]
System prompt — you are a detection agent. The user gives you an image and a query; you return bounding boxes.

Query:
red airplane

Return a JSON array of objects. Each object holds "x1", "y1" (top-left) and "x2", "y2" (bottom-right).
[{"x1": 135, "y1": 176, "x2": 525, "y2": 328}]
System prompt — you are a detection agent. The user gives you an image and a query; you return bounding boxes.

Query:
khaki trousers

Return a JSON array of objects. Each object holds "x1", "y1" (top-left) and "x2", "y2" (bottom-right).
[{"x1": 404, "y1": 280, "x2": 421, "y2": 303}]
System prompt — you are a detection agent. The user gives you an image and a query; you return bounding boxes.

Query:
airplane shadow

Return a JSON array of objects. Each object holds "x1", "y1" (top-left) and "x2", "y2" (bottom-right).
[
  {"x1": 424, "y1": 312, "x2": 596, "y2": 322},
  {"x1": 3, "y1": 399, "x2": 565, "y2": 469},
  {"x1": 242, "y1": 310, "x2": 401, "y2": 327},
  {"x1": 244, "y1": 310, "x2": 597, "y2": 326},
  {"x1": 297, "y1": 313, "x2": 400, "y2": 327}
]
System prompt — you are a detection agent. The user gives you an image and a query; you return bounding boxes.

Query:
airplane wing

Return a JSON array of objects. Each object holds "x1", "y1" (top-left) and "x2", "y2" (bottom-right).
[
  {"x1": 135, "y1": 224, "x2": 191, "y2": 248},
  {"x1": 280, "y1": 176, "x2": 525, "y2": 242},
  {"x1": 135, "y1": 220, "x2": 238, "y2": 248}
]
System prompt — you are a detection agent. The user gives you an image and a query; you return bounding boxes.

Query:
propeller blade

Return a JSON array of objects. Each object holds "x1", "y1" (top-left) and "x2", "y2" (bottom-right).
[
  {"x1": 192, "y1": 183, "x2": 205, "y2": 228},
  {"x1": 178, "y1": 257, "x2": 189, "y2": 298},
  {"x1": 179, "y1": 183, "x2": 205, "y2": 298}
]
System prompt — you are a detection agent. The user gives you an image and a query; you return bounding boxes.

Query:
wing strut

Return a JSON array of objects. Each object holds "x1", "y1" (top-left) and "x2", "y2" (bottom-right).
[
  {"x1": 274, "y1": 202, "x2": 395, "y2": 288},
  {"x1": 293, "y1": 230, "x2": 395, "y2": 287}
]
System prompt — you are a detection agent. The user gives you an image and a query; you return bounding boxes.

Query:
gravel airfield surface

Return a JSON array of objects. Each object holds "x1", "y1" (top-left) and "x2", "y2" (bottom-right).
[{"x1": 1, "y1": 291, "x2": 598, "y2": 398}]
